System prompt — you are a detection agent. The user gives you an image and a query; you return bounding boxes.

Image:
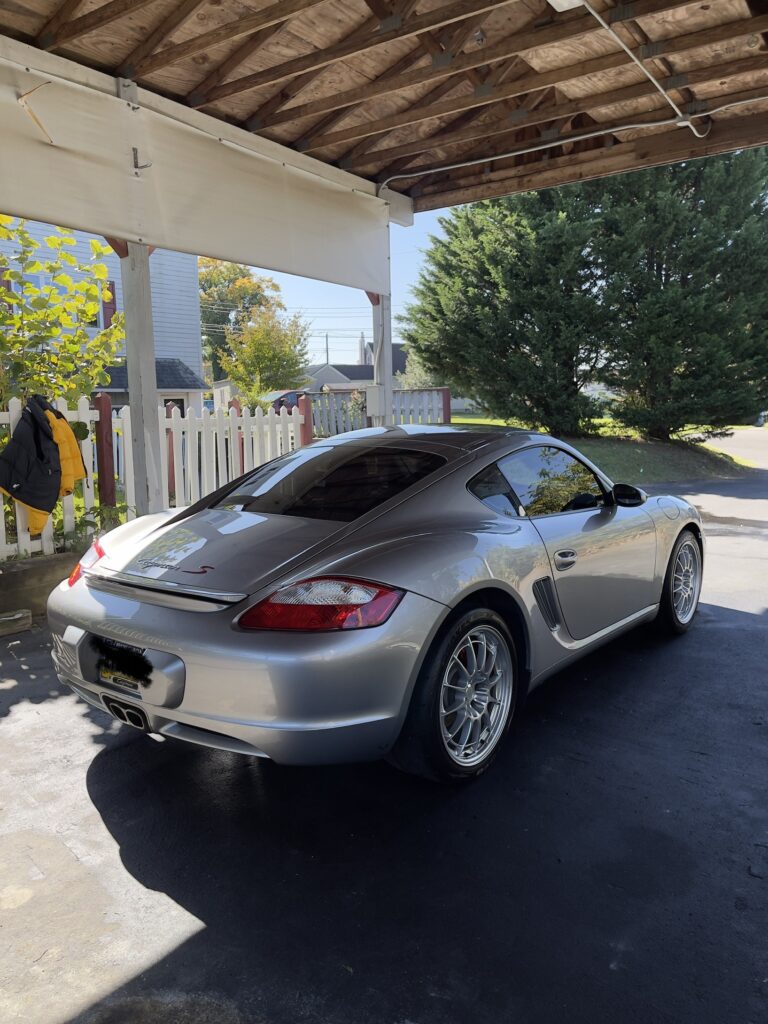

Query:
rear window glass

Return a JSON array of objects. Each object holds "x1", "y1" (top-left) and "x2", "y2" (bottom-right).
[{"x1": 215, "y1": 445, "x2": 447, "y2": 522}]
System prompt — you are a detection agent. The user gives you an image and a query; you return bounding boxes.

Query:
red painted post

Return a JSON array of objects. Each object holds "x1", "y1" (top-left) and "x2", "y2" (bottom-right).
[
  {"x1": 440, "y1": 387, "x2": 452, "y2": 424},
  {"x1": 297, "y1": 394, "x2": 314, "y2": 446},
  {"x1": 93, "y1": 392, "x2": 116, "y2": 507}
]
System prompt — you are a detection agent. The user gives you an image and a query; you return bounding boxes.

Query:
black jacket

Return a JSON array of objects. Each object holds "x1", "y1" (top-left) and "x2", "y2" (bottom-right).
[{"x1": 0, "y1": 395, "x2": 62, "y2": 513}]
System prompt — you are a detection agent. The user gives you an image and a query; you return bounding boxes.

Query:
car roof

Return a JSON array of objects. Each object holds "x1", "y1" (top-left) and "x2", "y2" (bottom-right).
[{"x1": 311, "y1": 424, "x2": 550, "y2": 454}]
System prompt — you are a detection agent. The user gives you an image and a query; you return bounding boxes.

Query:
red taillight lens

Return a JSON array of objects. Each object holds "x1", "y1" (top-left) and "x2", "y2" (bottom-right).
[
  {"x1": 238, "y1": 577, "x2": 404, "y2": 632},
  {"x1": 68, "y1": 539, "x2": 106, "y2": 587}
]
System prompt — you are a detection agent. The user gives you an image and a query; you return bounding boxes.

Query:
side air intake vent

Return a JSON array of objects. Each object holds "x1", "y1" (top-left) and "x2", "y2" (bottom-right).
[{"x1": 533, "y1": 577, "x2": 560, "y2": 630}]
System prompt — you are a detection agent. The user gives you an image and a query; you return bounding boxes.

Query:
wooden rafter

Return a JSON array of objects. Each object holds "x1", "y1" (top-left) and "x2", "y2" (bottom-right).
[
  {"x1": 203, "y1": 0, "x2": 519, "y2": 105},
  {"x1": 306, "y1": 11, "x2": 492, "y2": 165},
  {"x1": 396, "y1": 107, "x2": 712, "y2": 190},
  {"x1": 239, "y1": 0, "x2": 421, "y2": 127},
  {"x1": 42, "y1": 0, "x2": 156, "y2": 50},
  {"x1": 239, "y1": 14, "x2": 380, "y2": 123},
  {"x1": 338, "y1": 72, "x2": 478, "y2": 165},
  {"x1": 256, "y1": 0, "x2": 693, "y2": 132},
  {"x1": 36, "y1": 0, "x2": 85, "y2": 48},
  {"x1": 375, "y1": 68, "x2": 553, "y2": 184},
  {"x1": 343, "y1": 54, "x2": 768, "y2": 172},
  {"x1": 412, "y1": 111, "x2": 768, "y2": 210},
  {"x1": 300, "y1": 12, "x2": 768, "y2": 152},
  {"x1": 288, "y1": 10, "x2": 481, "y2": 151},
  {"x1": 135, "y1": 0, "x2": 331, "y2": 77},
  {"x1": 409, "y1": 92, "x2": 765, "y2": 194},
  {"x1": 119, "y1": 0, "x2": 209, "y2": 78},
  {"x1": 393, "y1": 80, "x2": 768, "y2": 195},
  {"x1": 402, "y1": 89, "x2": 587, "y2": 189},
  {"x1": 187, "y1": 23, "x2": 289, "y2": 106},
  {"x1": 339, "y1": 47, "x2": 531, "y2": 170}
]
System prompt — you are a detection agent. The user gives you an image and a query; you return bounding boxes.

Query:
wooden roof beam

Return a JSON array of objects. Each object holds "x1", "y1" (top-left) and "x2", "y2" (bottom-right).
[
  {"x1": 42, "y1": 0, "x2": 157, "y2": 50},
  {"x1": 36, "y1": 0, "x2": 85, "y2": 48},
  {"x1": 203, "y1": 0, "x2": 520, "y2": 105},
  {"x1": 187, "y1": 22, "x2": 291, "y2": 106},
  {"x1": 374, "y1": 69, "x2": 552, "y2": 183},
  {"x1": 404, "y1": 87, "x2": 768, "y2": 192},
  {"x1": 257, "y1": 0, "x2": 694, "y2": 131},
  {"x1": 343, "y1": 54, "x2": 768, "y2": 172},
  {"x1": 135, "y1": 0, "x2": 332, "y2": 77},
  {"x1": 119, "y1": 0, "x2": 210, "y2": 78},
  {"x1": 325, "y1": 13, "x2": 498, "y2": 161},
  {"x1": 240, "y1": 0, "x2": 422, "y2": 127},
  {"x1": 412, "y1": 111, "x2": 768, "y2": 210},
  {"x1": 239, "y1": 15, "x2": 381, "y2": 123},
  {"x1": 300, "y1": 12, "x2": 768, "y2": 152},
  {"x1": 290, "y1": 10, "x2": 489, "y2": 151}
]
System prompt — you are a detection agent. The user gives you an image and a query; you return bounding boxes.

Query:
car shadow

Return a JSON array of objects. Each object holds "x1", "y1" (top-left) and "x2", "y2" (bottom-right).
[
  {"x1": 0, "y1": 625, "x2": 116, "y2": 743},
  {"x1": 69, "y1": 602, "x2": 768, "y2": 1024}
]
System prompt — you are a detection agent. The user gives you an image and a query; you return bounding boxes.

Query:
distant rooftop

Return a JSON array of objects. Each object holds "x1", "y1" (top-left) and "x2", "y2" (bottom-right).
[{"x1": 101, "y1": 359, "x2": 208, "y2": 392}]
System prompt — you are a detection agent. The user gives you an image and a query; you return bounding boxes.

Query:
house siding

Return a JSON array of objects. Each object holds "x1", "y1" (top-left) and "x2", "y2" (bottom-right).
[{"x1": 0, "y1": 219, "x2": 202, "y2": 377}]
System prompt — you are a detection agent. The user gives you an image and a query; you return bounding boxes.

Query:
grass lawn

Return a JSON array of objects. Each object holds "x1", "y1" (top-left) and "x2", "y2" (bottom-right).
[{"x1": 452, "y1": 414, "x2": 749, "y2": 484}]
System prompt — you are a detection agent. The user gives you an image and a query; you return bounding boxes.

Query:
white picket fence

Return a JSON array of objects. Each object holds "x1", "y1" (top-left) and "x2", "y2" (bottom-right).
[
  {"x1": 1, "y1": 388, "x2": 447, "y2": 560},
  {"x1": 0, "y1": 397, "x2": 97, "y2": 560},
  {"x1": 311, "y1": 388, "x2": 448, "y2": 436},
  {"x1": 115, "y1": 404, "x2": 305, "y2": 517}
]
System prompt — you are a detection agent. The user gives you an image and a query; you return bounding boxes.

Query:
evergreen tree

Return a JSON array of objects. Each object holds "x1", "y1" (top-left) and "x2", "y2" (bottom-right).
[
  {"x1": 402, "y1": 149, "x2": 768, "y2": 439},
  {"x1": 588, "y1": 151, "x2": 768, "y2": 438},
  {"x1": 400, "y1": 191, "x2": 608, "y2": 436}
]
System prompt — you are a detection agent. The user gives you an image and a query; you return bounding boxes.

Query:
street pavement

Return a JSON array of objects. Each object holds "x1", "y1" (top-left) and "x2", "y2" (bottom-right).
[{"x1": 0, "y1": 432, "x2": 766, "y2": 1024}]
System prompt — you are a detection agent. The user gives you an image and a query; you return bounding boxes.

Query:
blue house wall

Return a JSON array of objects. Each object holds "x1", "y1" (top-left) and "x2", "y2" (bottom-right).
[{"x1": 0, "y1": 219, "x2": 202, "y2": 377}]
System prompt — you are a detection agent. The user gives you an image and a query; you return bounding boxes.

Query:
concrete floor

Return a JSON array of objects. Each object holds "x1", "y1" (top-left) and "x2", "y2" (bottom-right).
[{"x1": 1, "y1": 432, "x2": 766, "y2": 1024}]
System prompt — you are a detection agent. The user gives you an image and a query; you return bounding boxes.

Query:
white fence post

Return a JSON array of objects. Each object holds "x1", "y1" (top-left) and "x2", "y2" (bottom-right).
[{"x1": 119, "y1": 405, "x2": 136, "y2": 520}]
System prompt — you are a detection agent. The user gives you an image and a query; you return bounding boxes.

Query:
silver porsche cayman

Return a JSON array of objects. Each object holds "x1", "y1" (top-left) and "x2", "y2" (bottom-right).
[{"x1": 48, "y1": 426, "x2": 703, "y2": 781}]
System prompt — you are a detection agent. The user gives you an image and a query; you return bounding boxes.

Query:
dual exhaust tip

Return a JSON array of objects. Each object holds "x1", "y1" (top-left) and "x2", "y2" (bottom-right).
[{"x1": 103, "y1": 697, "x2": 148, "y2": 731}]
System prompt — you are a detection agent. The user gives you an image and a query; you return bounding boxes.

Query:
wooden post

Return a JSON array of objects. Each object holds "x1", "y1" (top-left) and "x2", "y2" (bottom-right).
[
  {"x1": 297, "y1": 395, "x2": 314, "y2": 446},
  {"x1": 440, "y1": 387, "x2": 452, "y2": 424},
  {"x1": 165, "y1": 401, "x2": 176, "y2": 503},
  {"x1": 115, "y1": 239, "x2": 164, "y2": 515},
  {"x1": 366, "y1": 287, "x2": 394, "y2": 427},
  {"x1": 93, "y1": 393, "x2": 116, "y2": 507}
]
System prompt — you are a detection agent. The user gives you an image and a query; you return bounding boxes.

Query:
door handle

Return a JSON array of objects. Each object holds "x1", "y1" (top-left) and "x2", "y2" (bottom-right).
[{"x1": 554, "y1": 549, "x2": 577, "y2": 571}]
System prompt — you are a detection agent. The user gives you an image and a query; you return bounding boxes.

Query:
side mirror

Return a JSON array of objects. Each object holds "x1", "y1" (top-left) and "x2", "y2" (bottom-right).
[{"x1": 612, "y1": 482, "x2": 647, "y2": 507}]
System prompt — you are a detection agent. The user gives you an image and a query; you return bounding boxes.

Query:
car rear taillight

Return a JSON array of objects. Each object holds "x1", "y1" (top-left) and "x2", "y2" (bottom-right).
[
  {"x1": 237, "y1": 577, "x2": 404, "y2": 632},
  {"x1": 68, "y1": 539, "x2": 106, "y2": 587}
]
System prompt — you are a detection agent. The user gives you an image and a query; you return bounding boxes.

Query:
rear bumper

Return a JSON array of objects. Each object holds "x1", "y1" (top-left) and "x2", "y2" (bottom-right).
[{"x1": 47, "y1": 578, "x2": 446, "y2": 765}]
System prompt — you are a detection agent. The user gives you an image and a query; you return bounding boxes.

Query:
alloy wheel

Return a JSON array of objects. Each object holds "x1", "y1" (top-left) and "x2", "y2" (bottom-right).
[
  {"x1": 439, "y1": 625, "x2": 514, "y2": 768},
  {"x1": 672, "y1": 538, "x2": 701, "y2": 624}
]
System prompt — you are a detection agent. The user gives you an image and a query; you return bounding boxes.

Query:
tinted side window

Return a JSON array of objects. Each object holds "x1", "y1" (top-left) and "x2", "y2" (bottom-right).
[
  {"x1": 467, "y1": 463, "x2": 519, "y2": 517},
  {"x1": 498, "y1": 447, "x2": 605, "y2": 517},
  {"x1": 216, "y1": 445, "x2": 447, "y2": 522}
]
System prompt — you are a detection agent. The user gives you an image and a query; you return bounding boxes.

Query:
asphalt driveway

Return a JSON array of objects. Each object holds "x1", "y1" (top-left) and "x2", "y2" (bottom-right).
[{"x1": 1, "y1": 439, "x2": 766, "y2": 1024}]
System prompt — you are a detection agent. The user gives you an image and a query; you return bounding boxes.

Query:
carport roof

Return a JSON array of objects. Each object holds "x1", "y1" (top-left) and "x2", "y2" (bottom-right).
[{"x1": 2, "y1": 0, "x2": 768, "y2": 212}]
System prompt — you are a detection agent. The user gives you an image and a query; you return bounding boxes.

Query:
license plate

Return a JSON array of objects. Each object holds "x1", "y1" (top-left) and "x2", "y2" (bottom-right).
[
  {"x1": 90, "y1": 634, "x2": 152, "y2": 692},
  {"x1": 99, "y1": 665, "x2": 142, "y2": 692}
]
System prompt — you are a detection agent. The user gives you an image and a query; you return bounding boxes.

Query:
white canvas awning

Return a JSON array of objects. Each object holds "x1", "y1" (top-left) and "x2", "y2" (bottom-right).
[{"x1": 0, "y1": 36, "x2": 411, "y2": 295}]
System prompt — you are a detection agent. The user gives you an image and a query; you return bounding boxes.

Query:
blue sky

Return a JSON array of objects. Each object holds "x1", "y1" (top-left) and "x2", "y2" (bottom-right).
[{"x1": 259, "y1": 209, "x2": 445, "y2": 365}]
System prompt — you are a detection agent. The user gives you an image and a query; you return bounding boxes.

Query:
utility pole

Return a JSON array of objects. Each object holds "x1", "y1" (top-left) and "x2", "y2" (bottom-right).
[{"x1": 325, "y1": 332, "x2": 330, "y2": 366}]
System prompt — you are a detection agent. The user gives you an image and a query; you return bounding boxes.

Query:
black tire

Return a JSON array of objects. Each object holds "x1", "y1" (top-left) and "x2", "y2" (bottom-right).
[
  {"x1": 657, "y1": 528, "x2": 702, "y2": 635},
  {"x1": 388, "y1": 608, "x2": 518, "y2": 783}
]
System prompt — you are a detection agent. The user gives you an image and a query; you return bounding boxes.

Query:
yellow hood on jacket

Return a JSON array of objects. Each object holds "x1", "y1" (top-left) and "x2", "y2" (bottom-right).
[
  {"x1": 45, "y1": 410, "x2": 87, "y2": 496},
  {"x1": 0, "y1": 413, "x2": 88, "y2": 536}
]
